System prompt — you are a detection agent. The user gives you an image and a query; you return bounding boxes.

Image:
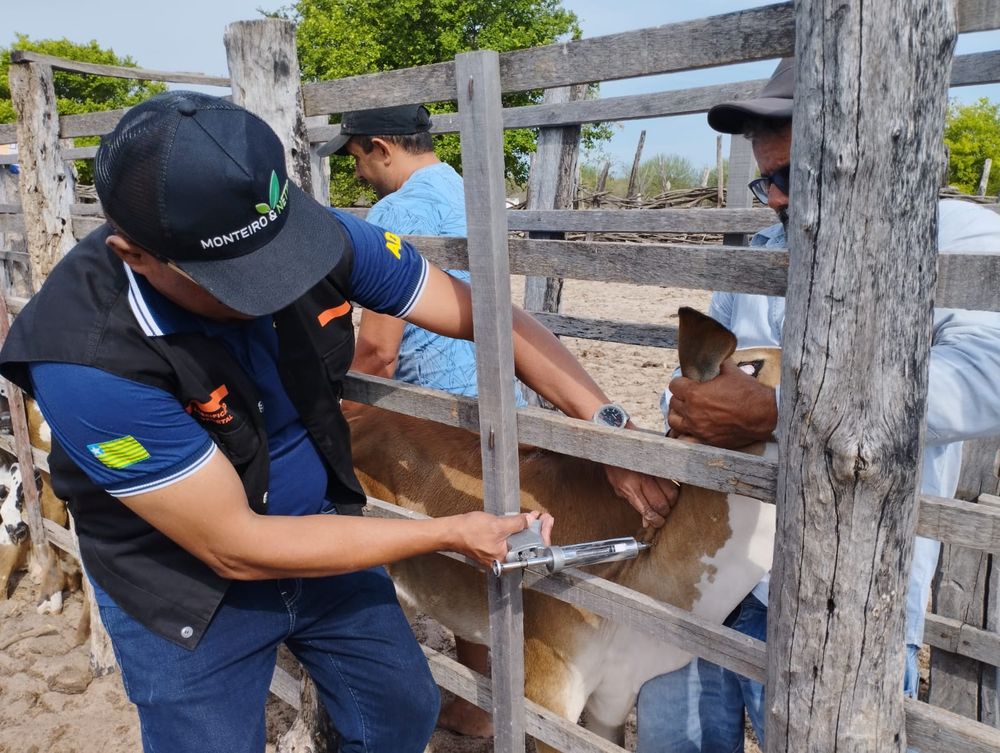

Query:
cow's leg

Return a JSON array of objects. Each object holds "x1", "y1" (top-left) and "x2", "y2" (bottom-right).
[
  {"x1": 581, "y1": 684, "x2": 631, "y2": 746},
  {"x1": 438, "y1": 637, "x2": 494, "y2": 736},
  {"x1": 36, "y1": 554, "x2": 65, "y2": 614},
  {"x1": 0, "y1": 542, "x2": 24, "y2": 599},
  {"x1": 525, "y1": 638, "x2": 589, "y2": 753}
]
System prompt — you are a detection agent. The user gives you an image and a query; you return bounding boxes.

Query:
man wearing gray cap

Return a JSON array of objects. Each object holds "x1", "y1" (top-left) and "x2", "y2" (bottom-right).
[{"x1": 637, "y1": 58, "x2": 1000, "y2": 752}]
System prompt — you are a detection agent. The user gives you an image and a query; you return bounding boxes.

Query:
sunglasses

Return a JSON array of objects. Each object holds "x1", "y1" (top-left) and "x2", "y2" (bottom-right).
[{"x1": 748, "y1": 164, "x2": 791, "y2": 205}]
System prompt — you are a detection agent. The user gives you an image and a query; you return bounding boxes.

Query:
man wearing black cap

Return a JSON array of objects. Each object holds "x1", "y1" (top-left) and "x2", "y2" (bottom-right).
[
  {"x1": 0, "y1": 91, "x2": 678, "y2": 753},
  {"x1": 324, "y1": 103, "x2": 523, "y2": 407},
  {"x1": 637, "y1": 59, "x2": 1000, "y2": 752}
]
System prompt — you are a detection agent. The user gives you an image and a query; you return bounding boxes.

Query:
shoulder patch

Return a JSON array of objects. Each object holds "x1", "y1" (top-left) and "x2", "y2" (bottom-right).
[{"x1": 87, "y1": 435, "x2": 151, "y2": 469}]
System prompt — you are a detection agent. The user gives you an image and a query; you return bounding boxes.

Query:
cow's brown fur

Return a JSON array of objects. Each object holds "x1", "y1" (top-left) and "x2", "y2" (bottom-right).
[{"x1": 344, "y1": 309, "x2": 779, "y2": 748}]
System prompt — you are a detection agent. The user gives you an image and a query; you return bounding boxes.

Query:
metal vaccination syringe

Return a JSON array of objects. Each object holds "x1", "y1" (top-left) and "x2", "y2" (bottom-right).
[{"x1": 491, "y1": 519, "x2": 650, "y2": 577}]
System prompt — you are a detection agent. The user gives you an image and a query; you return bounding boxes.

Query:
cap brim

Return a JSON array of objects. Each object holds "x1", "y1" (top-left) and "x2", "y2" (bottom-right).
[
  {"x1": 707, "y1": 98, "x2": 793, "y2": 134},
  {"x1": 316, "y1": 133, "x2": 351, "y2": 158},
  {"x1": 176, "y1": 183, "x2": 346, "y2": 317}
]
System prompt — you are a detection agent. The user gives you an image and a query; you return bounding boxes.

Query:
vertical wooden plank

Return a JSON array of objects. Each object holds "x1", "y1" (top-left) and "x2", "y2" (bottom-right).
[
  {"x1": 7, "y1": 62, "x2": 75, "y2": 282},
  {"x1": 0, "y1": 167, "x2": 26, "y2": 298},
  {"x1": 931, "y1": 438, "x2": 1000, "y2": 719},
  {"x1": 523, "y1": 85, "x2": 583, "y2": 312},
  {"x1": 522, "y1": 84, "x2": 583, "y2": 407},
  {"x1": 307, "y1": 115, "x2": 332, "y2": 206},
  {"x1": 766, "y1": 4, "x2": 956, "y2": 752},
  {"x1": 0, "y1": 293, "x2": 49, "y2": 570},
  {"x1": 982, "y1": 494, "x2": 1000, "y2": 728},
  {"x1": 723, "y1": 136, "x2": 756, "y2": 247},
  {"x1": 224, "y1": 19, "x2": 314, "y2": 191},
  {"x1": 456, "y1": 49, "x2": 526, "y2": 753},
  {"x1": 931, "y1": 540, "x2": 988, "y2": 717},
  {"x1": 225, "y1": 24, "x2": 339, "y2": 749}
]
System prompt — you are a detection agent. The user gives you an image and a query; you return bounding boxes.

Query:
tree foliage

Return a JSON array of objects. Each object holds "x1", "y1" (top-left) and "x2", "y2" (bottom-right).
[
  {"x1": 579, "y1": 153, "x2": 722, "y2": 199},
  {"x1": 0, "y1": 35, "x2": 166, "y2": 182},
  {"x1": 271, "y1": 0, "x2": 584, "y2": 205},
  {"x1": 944, "y1": 97, "x2": 1000, "y2": 196}
]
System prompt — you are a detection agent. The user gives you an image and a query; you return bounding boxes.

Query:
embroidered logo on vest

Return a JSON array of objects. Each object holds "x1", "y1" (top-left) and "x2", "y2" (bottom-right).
[{"x1": 186, "y1": 384, "x2": 233, "y2": 425}]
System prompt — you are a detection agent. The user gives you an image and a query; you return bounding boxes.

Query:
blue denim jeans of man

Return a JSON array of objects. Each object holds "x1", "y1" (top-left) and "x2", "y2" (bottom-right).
[
  {"x1": 96, "y1": 567, "x2": 439, "y2": 753},
  {"x1": 636, "y1": 593, "x2": 767, "y2": 753}
]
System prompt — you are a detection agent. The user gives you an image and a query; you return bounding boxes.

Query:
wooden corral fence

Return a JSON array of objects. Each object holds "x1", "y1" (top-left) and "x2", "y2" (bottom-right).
[{"x1": 3, "y1": 2, "x2": 1000, "y2": 751}]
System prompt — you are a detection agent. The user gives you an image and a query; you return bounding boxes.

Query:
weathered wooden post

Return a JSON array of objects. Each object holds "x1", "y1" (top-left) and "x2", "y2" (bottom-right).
[
  {"x1": 224, "y1": 19, "x2": 314, "y2": 196},
  {"x1": 523, "y1": 85, "x2": 584, "y2": 314},
  {"x1": 456, "y1": 48, "x2": 527, "y2": 753},
  {"x1": 723, "y1": 136, "x2": 756, "y2": 247},
  {"x1": 522, "y1": 84, "x2": 584, "y2": 407},
  {"x1": 224, "y1": 20, "x2": 337, "y2": 752},
  {"x1": 929, "y1": 440, "x2": 1000, "y2": 722},
  {"x1": 625, "y1": 130, "x2": 645, "y2": 202},
  {"x1": 7, "y1": 59, "x2": 76, "y2": 281},
  {"x1": 766, "y1": 3, "x2": 956, "y2": 752}
]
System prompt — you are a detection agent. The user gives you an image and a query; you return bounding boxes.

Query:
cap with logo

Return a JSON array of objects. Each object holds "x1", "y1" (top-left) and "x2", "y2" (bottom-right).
[
  {"x1": 317, "y1": 103, "x2": 432, "y2": 158},
  {"x1": 95, "y1": 91, "x2": 346, "y2": 317},
  {"x1": 707, "y1": 58, "x2": 795, "y2": 135}
]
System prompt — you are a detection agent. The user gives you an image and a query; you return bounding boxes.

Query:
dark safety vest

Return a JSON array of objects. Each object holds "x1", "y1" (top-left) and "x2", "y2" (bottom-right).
[{"x1": 0, "y1": 225, "x2": 366, "y2": 648}]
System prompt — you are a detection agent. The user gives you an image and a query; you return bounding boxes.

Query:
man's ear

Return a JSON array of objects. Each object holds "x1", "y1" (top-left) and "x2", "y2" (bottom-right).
[
  {"x1": 106, "y1": 232, "x2": 155, "y2": 272},
  {"x1": 369, "y1": 137, "x2": 393, "y2": 164}
]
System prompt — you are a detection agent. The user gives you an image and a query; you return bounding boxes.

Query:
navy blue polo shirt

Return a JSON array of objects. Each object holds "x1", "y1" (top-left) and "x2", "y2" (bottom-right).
[{"x1": 29, "y1": 210, "x2": 429, "y2": 516}]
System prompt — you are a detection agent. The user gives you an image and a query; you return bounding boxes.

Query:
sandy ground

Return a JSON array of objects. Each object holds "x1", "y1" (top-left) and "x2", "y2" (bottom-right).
[{"x1": 0, "y1": 280, "x2": 730, "y2": 753}]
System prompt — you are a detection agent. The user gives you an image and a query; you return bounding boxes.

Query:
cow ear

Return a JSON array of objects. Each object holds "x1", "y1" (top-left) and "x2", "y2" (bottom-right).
[{"x1": 677, "y1": 307, "x2": 737, "y2": 382}]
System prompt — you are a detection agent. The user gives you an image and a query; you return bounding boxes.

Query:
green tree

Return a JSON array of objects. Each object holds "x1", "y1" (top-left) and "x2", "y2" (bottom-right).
[
  {"x1": 0, "y1": 35, "x2": 166, "y2": 182},
  {"x1": 637, "y1": 154, "x2": 699, "y2": 194},
  {"x1": 943, "y1": 97, "x2": 1000, "y2": 196},
  {"x1": 272, "y1": 0, "x2": 584, "y2": 205}
]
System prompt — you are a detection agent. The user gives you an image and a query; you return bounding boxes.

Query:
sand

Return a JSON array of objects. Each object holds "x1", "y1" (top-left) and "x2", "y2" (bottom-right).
[{"x1": 0, "y1": 279, "x2": 727, "y2": 753}]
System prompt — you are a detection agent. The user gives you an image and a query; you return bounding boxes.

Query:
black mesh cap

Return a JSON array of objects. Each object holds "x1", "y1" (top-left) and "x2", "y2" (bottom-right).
[{"x1": 96, "y1": 91, "x2": 346, "y2": 316}]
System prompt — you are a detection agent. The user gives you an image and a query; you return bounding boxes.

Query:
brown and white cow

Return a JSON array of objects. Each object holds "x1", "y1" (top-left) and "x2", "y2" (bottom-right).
[
  {"x1": 0, "y1": 398, "x2": 80, "y2": 614},
  {"x1": 344, "y1": 308, "x2": 778, "y2": 748}
]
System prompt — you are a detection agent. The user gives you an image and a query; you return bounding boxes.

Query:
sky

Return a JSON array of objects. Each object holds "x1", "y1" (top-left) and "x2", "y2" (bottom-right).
[{"x1": 3, "y1": 0, "x2": 1000, "y2": 175}]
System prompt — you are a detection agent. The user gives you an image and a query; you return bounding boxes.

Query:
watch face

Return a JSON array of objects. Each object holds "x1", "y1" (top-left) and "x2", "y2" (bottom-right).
[{"x1": 596, "y1": 404, "x2": 628, "y2": 428}]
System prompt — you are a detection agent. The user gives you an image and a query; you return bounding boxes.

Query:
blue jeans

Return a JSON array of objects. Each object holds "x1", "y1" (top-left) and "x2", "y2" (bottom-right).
[
  {"x1": 97, "y1": 568, "x2": 439, "y2": 753},
  {"x1": 637, "y1": 595, "x2": 923, "y2": 753},
  {"x1": 636, "y1": 593, "x2": 768, "y2": 753}
]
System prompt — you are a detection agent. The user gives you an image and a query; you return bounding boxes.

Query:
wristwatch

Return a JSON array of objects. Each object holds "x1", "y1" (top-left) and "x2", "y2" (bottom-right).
[{"x1": 592, "y1": 403, "x2": 629, "y2": 429}]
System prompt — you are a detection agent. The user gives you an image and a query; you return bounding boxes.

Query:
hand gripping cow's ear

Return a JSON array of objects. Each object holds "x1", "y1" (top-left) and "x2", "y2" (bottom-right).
[{"x1": 676, "y1": 307, "x2": 737, "y2": 383}]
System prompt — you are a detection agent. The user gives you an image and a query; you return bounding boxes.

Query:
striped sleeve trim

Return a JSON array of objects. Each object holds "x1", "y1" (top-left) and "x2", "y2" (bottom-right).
[
  {"x1": 108, "y1": 443, "x2": 216, "y2": 498},
  {"x1": 394, "y1": 256, "x2": 429, "y2": 318}
]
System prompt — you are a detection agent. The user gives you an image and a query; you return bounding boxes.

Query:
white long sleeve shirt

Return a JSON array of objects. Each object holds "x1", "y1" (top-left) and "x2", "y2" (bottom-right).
[{"x1": 661, "y1": 199, "x2": 1000, "y2": 642}]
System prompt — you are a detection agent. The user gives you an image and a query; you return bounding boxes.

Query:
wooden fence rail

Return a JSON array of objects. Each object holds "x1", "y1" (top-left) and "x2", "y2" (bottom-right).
[{"x1": 3, "y1": 6, "x2": 1000, "y2": 751}]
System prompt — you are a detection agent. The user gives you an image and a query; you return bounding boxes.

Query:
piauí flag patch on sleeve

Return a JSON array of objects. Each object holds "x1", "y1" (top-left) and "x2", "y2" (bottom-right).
[{"x1": 87, "y1": 435, "x2": 151, "y2": 469}]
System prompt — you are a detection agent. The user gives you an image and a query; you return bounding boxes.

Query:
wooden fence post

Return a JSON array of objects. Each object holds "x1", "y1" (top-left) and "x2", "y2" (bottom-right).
[
  {"x1": 767, "y1": 4, "x2": 956, "y2": 752},
  {"x1": 7, "y1": 61, "x2": 75, "y2": 284},
  {"x1": 523, "y1": 85, "x2": 583, "y2": 313},
  {"x1": 930, "y1": 439, "x2": 1000, "y2": 722},
  {"x1": 224, "y1": 19, "x2": 314, "y2": 196},
  {"x1": 224, "y1": 20, "x2": 337, "y2": 752},
  {"x1": 0, "y1": 166, "x2": 31, "y2": 298},
  {"x1": 307, "y1": 115, "x2": 332, "y2": 206},
  {"x1": 626, "y1": 130, "x2": 645, "y2": 202},
  {"x1": 723, "y1": 136, "x2": 756, "y2": 247},
  {"x1": 522, "y1": 85, "x2": 584, "y2": 407},
  {"x1": 456, "y1": 49, "x2": 526, "y2": 753}
]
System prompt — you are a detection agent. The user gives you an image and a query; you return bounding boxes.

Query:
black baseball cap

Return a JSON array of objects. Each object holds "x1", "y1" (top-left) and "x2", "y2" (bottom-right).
[
  {"x1": 708, "y1": 58, "x2": 795, "y2": 135},
  {"x1": 317, "y1": 103, "x2": 432, "y2": 157},
  {"x1": 95, "y1": 91, "x2": 346, "y2": 317}
]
